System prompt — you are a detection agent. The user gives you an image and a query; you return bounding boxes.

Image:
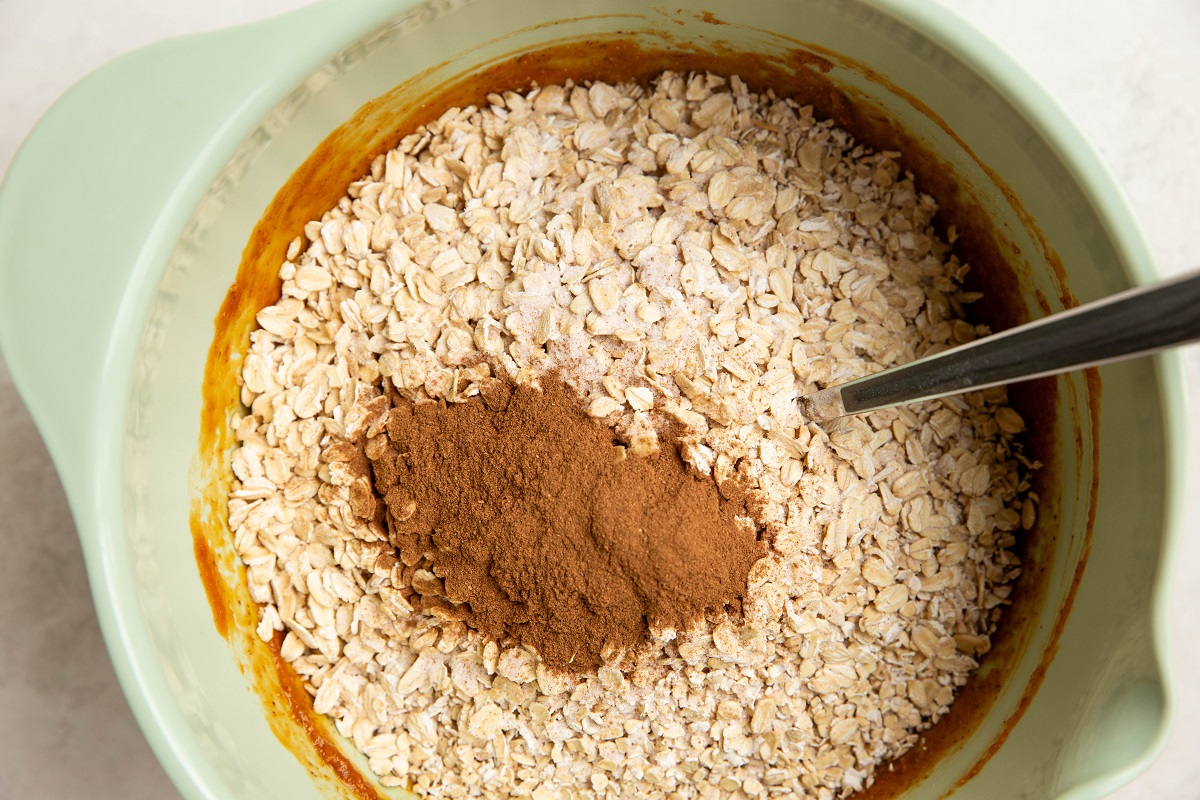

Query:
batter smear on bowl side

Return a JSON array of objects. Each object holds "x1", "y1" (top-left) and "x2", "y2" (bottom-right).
[{"x1": 228, "y1": 71, "x2": 1036, "y2": 798}]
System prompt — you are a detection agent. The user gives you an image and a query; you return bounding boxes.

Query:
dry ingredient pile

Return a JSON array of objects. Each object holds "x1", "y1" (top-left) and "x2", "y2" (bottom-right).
[
  {"x1": 228, "y1": 71, "x2": 1036, "y2": 800},
  {"x1": 349, "y1": 377, "x2": 765, "y2": 673}
]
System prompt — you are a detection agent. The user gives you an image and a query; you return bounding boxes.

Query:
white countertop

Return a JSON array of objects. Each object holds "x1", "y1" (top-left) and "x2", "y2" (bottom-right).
[{"x1": 1, "y1": 1, "x2": 1197, "y2": 797}]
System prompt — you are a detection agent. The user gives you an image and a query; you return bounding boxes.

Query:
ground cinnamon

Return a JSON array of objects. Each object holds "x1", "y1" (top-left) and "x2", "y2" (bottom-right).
[{"x1": 357, "y1": 377, "x2": 765, "y2": 673}]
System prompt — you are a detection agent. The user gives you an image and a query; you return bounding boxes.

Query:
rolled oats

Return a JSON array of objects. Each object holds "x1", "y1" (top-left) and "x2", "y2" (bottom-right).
[{"x1": 229, "y1": 71, "x2": 1034, "y2": 799}]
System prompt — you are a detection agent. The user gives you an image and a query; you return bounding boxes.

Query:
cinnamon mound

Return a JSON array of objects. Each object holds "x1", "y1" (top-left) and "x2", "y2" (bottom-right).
[{"x1": 360, "y1": 378, "x2": 765, "y2": 673}]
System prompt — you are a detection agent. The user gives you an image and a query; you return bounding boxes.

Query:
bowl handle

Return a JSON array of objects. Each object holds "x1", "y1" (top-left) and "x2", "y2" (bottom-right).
[{"x1": 0, "y1": 0, "x2": 395, "y2": 498}]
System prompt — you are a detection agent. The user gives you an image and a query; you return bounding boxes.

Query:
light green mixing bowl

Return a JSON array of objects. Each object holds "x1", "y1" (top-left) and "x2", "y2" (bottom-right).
[{"x1": 0, "y1": 0, "x2": 1185, "y2": 798}]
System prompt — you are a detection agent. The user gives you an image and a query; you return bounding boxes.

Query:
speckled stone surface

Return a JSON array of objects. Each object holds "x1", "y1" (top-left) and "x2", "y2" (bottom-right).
[{"x1": 1, "y1": 1, "x2": 1196, "y2": 797}]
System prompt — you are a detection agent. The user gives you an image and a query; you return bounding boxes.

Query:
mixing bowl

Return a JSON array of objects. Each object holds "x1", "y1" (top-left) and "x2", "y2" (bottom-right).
[{"x1": 0, "y1": 0, "x2": 1185, "y2": 798}]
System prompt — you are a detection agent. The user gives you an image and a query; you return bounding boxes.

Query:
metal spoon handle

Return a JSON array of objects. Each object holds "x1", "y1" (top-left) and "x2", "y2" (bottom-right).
[{"x1": 800, "y1": 269, "x2": 1200, "y2": 421}]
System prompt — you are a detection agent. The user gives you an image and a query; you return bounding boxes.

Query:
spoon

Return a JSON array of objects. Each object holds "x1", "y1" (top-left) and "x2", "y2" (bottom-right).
[{"x1": 798, "y1": 270, "x2": 1200, "y2": 422}]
